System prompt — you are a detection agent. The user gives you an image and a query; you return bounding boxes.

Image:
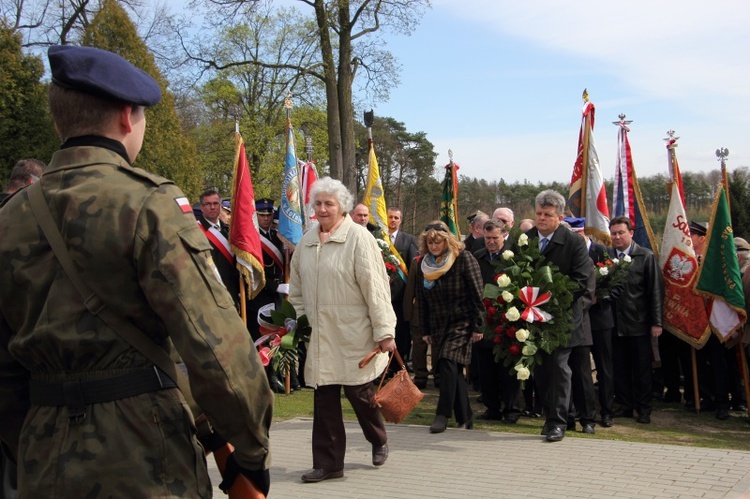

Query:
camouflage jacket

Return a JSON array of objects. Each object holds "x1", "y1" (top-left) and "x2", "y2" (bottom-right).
[{"x1": 0, "y1": 144, "x2": 272, "y2": 498}]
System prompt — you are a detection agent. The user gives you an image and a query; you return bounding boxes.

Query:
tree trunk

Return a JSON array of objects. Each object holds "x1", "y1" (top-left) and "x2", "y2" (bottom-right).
[
  {"x1": 337, "y1": 0, "x2": 357, "y2": 193},
  {"x1": 313, "y1": 0, "x2": 343, "y2": 181}
]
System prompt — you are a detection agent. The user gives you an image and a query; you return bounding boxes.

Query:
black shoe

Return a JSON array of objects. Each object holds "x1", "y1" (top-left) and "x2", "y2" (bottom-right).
[
  {"x1": 566, "y1": 420, "x2": 576, "y2": 431},
  {"x1": 477, "y1": 410, "x2": 503, "y2": 421},
  {"x1": 301, "y1": 468, "x2": 344, "y2": 483},
  {"x1": 581, "y1": 423, "x2": 596, "y2": 434},
  {"x1": 372, "y1": 444, "x2": 388, "y2": 466},
  {"x1": 414, "y1": 379, "x2": 427, "y2": 390},
  {"x1": 458, "y1": 417, "x2": 474, "y2": 430},
  {"x1": 613, "y1": 409, "x2": 634, "y2": 418},
  {"x1": 540, "y1": 423, "x2": 551, "y2": 436},
  {"x1": 662, "y1": 390, "x2": 681, "y2": 403},
  {"x1": 502, "y1": 416, "x2": 519, "y2": 424},
  {"x1": 546, "y1": 427, "x2": 565, "y2": 442},
  {"x1": 601, "y1": 414, "x2": 613, "y2": 428},
  {"x1": 636, "y1": 413, "x2": 651, "y2": 424},
  {"x1": 269, "y1": 376, "x2": 286, "y2": 394},
  {"x1": 429, "y1": 415, "x2": 448, "y2": 433},
  {"x1": 716, "y1": 408, "x2": 730, "y2": 421}
]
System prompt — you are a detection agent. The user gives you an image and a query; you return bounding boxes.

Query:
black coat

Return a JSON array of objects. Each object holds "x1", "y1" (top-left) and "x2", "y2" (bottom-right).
[
  {"x1": 524, "y1": 226, "x2": 594, "y2": 347},
  {"x1": 390, "y1": 230, "x2": 418, "y2": 301},
  {"x1": 588, "y1": 241, "x2": 615, "y2": 330},
  {"x1": 610, "y1": 242, "x2": 664, "y2": 337},
  {"x1": 199, "y1": 216, "x2": 240, "y2": 306}
]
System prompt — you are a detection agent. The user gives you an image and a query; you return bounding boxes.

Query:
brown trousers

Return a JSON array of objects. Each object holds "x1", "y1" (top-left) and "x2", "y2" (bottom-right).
[{"x1": 312, "y1": 383, "x2": 387, "y2": 470}]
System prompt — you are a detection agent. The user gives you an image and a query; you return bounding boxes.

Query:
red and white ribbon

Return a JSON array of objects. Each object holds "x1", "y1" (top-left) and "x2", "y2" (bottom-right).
[{"x1": 519, "y1": 286, "x2": 553, "y2": 323}]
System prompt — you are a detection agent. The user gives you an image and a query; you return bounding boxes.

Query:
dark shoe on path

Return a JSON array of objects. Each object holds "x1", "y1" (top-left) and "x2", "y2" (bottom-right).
[
  {"x1": 601, "y1": 414, "x2": 613, "y2": 428},
  {"x1": 545, "y1": 427, "x2": 565, "y2": 442},
  {"x1": 636, "y1": 413, "x2": 651, "y2": 424},
  {"x1": 566, "y1": 420, "x2": 576, "y2": 431},
  {"x1": 540, "y1": 423, "x2": 551, "y2": 436},
  {"x1": 476, "y1": 410, "x2": 503, "y2": 421},
  {"x1": 458, "y1": 417, "x2": 474, "y2": 430},
  {"x1": 581, "y1": 423, "x2": 596, "y2": 434},
  {"x1": 301, "y1": 469, "x2": 344, "y2": 483},
  {"x1": 429, "y1": 415, "x2": 448, "y2": 433},
  {"x1": 372, "y1": 444, "x2": 388, "y2": 466}
]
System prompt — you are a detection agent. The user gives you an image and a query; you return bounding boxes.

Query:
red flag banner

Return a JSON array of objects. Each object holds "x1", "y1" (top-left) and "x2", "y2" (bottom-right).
[
  {"x1": 229, "y1": 132, "x2": 266, "y2": 299},
  {"x1": 659, "y1": 182, "x2": 711, "y2": 347},
  {"x1": 568, "y1": 91, "x2": 610, "y2": 245}
]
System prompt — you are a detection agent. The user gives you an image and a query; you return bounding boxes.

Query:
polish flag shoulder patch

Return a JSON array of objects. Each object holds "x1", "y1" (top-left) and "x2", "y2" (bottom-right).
[{"x1": 175, "y1": 196, "x2": 193, "y2": 214}]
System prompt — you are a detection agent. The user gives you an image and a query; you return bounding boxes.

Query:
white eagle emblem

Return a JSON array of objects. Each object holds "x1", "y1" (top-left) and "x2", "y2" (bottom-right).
[{"x1": 667, "y1": 254, "x2": 695, "y2": 283}]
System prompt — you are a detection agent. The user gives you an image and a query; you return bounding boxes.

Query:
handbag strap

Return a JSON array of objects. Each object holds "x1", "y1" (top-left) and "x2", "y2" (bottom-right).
[
  {"x1": 375, "y1": 349, "x2": 407, "y2": 392},
  {"x1": 27, "y1": 183, "x2": 192, "y2": 398}
]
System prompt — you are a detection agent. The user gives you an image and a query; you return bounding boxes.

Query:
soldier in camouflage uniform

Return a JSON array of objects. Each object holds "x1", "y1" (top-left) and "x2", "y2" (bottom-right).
[{"x1": 0, "y1": 45, "x2": 273, "y2": 497}]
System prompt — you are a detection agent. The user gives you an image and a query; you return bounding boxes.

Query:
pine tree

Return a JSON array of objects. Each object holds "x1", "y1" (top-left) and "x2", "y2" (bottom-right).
[
  {"x1": 0, "y1": 23, "x2": 58, "y2": 185},
  {"x1": 82, "y1": 0, "x2": 203, "y2": 200}
]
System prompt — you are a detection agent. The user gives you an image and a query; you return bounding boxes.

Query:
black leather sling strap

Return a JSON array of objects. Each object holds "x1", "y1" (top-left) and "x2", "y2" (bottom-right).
[{"x1": 27, "y1": 182, "x2": 193, "y2": 421}]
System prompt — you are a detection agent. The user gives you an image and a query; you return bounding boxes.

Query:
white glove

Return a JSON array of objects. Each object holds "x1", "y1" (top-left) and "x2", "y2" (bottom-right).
[{"x1": 276, "y1": 283, "x2": 290, "y2": 295}]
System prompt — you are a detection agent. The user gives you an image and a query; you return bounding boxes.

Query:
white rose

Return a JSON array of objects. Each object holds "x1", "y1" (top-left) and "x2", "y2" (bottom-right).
[
  {"x1": 611, "y1": 258, "x2": 619, "y2": 264},
  {"x1": 518, "y1": 233, "x2": 529, "y2": 246},
  {"x1": 496, "y1": 274, "x2": 511, "y2": 287},
  {"x1": 515, "y1": 328, "x2": 530, "y2": 342},
  {"x1": 502, "y1": 250, "x2": 515, "y2": 260},
  {"x1": 598, "y1": 266, "x2": 609, "y2": 276},
  {"x1": 501, "y1": 291, "x2": 514, "y2": 303},
  {"x1": 623, "y1": 254, "x2": 632, "y2": 263},
  {"x1": 516, "y1": 366, "x2": 531, "y2": 380},
  {"x1": 505, "y1": 306, "x2": 520, "y2": 322}
]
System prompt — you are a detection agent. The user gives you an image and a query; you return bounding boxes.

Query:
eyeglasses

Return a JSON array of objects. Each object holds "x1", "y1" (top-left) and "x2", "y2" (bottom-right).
[
  {"x1": 201, "y1": 202, "x2": 220, "y2": 207},
  {"x1": 424, "y1": 223, "x2": 447, "y2": 232},
  {"x1": 497, "y1": 218, "x2": 510, "y2": 224}
]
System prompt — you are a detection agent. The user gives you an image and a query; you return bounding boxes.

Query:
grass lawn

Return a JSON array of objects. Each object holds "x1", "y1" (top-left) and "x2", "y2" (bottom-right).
[{"x1": 272, "y1": 384, "x2": 750, "y2": 451}]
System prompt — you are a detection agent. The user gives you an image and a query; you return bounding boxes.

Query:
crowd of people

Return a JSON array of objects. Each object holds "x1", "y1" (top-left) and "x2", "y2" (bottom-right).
[{"x1": 1, "y1": 44, "x2": 748, "y2": 496}]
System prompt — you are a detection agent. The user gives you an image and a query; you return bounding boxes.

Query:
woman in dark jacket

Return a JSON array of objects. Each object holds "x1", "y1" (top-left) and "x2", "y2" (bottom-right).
[{"x1": 416, "y1": 220, "x2": 484, "y2": 433}]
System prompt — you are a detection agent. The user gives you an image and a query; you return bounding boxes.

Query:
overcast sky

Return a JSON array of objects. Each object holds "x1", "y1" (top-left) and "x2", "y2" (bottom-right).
[{"x1": 373, "y1": 0, "x2": 749, "y2": 184}]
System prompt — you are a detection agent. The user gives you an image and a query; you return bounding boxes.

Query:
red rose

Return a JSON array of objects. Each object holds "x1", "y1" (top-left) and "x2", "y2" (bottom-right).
[
  {"x1": 505, "y1": 326, "x2": 518, "y2": 339},
  {"x1": 494, "y1": 324, "x2": 504, "y2": 334},
  {"x1": 596, "y1": 261, "x2": 605, "y2": 267},
  {"x1": 483, "y1": 298, "x2": 493, "y2": 308},
  {"x1": 508, "y1": 344, "x2": 521, "y2": 356},
  {"x1": 486, "y1": 306, "x2": 497, "y2": 318},
  {"x1": 499, "y1": 313, "x2": 508, "y2": 323},
  {"x1": 493, "y1": 334, "x2": 503, "y2": 344}
]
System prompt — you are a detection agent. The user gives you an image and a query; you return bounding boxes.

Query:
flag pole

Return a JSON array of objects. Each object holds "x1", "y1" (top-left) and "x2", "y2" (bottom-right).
[
  {"x1": 666, "y1": 130, "x2": 700, "y2": 413},
  {"x1": 579, "y1": 89, "x2": 590, "y2": 212},
  {"x1": 282, "y1": 93, "x2": 296, "y2": 395},
  {"x1": 234, "y1": 119, "x2": 249, "y2": 327},
  {"x1": 716, "y1": 148, "x2": 750, "y2": 417}
]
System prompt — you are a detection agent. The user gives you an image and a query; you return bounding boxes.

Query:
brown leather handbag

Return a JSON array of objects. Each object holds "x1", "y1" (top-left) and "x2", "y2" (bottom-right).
[{"x1": 359, "y1": 348, "x2": 424, "y2": 424}]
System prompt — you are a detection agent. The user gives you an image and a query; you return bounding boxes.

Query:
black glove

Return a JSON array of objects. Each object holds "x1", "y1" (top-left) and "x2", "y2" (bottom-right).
[
  {"x1": 218, "y1": 452, "x2": 270, "y2": 496},
  {"x1": 197, "y1": 430, "x2": 227, "y2": 454}
]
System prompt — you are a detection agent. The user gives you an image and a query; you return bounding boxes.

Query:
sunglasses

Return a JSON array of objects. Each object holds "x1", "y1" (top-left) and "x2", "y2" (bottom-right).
[{"x1": 424, "y1": 223, "x2": 447, "y2": 232}]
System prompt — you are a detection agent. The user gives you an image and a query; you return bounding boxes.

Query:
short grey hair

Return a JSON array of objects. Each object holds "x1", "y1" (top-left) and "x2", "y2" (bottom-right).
[
  {"x1": 535, "y1": 189, "x2": 566, "y2": 215},
  {"x1": 309, "y1": 176, "x2": 354, "y2": 213}
]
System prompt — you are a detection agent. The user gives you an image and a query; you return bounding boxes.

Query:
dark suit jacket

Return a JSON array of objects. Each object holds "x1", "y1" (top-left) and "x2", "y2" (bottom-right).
[
  {"x1": 199, "y1": 216, "x2": 240, "y2": 306},
  {"x1": 610, "y1": 241, "x2": 663, "y2": 337},
  {"x1": 588, "y1": 241, "x2": 615, "y2": 330},
  {"x1": 391, "y1": 230, "x2": 418, "y2": 301},
  {"x1": 524, "y1": 225, "x2": 593, "y2": 347}
]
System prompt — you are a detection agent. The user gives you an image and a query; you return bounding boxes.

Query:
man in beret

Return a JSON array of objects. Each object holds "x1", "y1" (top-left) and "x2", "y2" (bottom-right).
[
  {"x1": 0, "y1": 45, "x2": 272, "y2": 497},
  {"x1": 251, "y1": 198, "x2": 290, "y2": 392}
]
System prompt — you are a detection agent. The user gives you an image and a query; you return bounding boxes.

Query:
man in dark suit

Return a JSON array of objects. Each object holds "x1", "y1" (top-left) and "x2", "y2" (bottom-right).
[
  {"x1": 197, "y1": 187, "x2": 241, "y2": 306},
  {"x1": 464, "y1": 210, "x2": 489, "y2": 253},
  {"x1": 387, "y1": 208, "x2": 419, "y2": 370},
  {"x1": 474, "y1": 219, "x2": 523, "y2": 423},
  {"x1": 587, "y1": 232, "x2": 616, "y2": 427},
  {"x1": 609, "y1": 216, "x2": 663, "y2": 424},
  {"x1": 525, "y1": 190, "x2": 593, "y2": 442}
]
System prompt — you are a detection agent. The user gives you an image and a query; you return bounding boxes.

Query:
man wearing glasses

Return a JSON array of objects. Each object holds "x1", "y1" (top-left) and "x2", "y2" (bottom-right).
[
  {"x1": 198, "y1": 187, "x2": 241, "y2": 308},
  {"x1": 492, "y1": 207, "x2": 515, "y2": 229}
]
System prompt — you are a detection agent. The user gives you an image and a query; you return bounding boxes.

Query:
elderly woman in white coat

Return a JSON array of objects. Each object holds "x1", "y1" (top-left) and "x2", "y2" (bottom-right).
[{"x1": 289, "y1": 177, "x2": 396, "y2": 483}]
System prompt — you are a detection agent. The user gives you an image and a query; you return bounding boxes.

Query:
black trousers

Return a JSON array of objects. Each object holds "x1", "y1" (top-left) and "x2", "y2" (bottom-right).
[
  {"x1": 391, "y1": 301, "x2": 412, "y2": 371},
  {"x1": 411, "y1": 325, "x2": 429, "y2": 383},
  {"x1": 591, "y1": 327, "x2": 614, "y2": 416},
  {"x1": 569, "y1": 345, "x2": 597, "y2": 424},
  {"x1": 436, "y1": 359, "x2": 472, "y2": 424},
  {"x1": 537, "y1": 347, "x2": 572, "y2": 429},
  {"x1": 312, "y1": 383, "x2": 387, "y2": 470},
  {"x1": 476, "y1": 346, "x2": 502, "y2": 414},
  {"x1": 613, "y1": 334, "x2": 653, "y2": 415}
]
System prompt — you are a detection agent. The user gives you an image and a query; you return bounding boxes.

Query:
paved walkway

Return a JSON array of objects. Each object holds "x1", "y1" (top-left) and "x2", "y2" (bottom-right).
[{"x1": 208, "y1": 417, "x2": 750, "y2": 498}]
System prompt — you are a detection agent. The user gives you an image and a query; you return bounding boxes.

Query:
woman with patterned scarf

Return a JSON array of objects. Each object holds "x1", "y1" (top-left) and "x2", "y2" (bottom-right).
[{"x1": 416, "y1": 220, "x2": 484, "y2": 433}]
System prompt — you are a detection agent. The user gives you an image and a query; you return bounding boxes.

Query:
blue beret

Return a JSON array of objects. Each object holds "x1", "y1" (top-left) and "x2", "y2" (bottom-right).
[
  {"x1": 48, "y1": 45, "x2": 161, "y2": 106},
  {"x1": 563, "y1": 216, "x2": 586, "y2": 230},
  {"x1": 255, "y1": 198, "x2": 275, "y2": 214}
]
